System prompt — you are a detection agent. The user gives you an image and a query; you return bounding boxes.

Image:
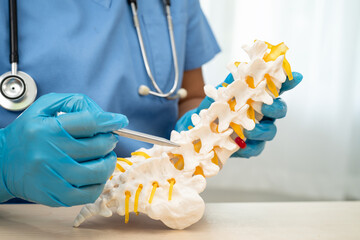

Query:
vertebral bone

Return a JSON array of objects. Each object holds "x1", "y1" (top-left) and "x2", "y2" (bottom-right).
[{"x1": 74, "y1": 40, "x2": 293, "y2": 229}]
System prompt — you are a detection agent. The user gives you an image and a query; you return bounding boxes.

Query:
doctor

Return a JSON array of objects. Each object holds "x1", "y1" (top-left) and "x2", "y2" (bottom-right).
[{"x1": 0, "y1": 0, "x2": 302, "y2": 207}]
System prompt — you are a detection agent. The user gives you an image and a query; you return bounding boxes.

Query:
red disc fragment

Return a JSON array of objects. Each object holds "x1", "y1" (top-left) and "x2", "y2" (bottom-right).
[{"x1": 235, "y1": 137, "x2": 247, "y2": 149}]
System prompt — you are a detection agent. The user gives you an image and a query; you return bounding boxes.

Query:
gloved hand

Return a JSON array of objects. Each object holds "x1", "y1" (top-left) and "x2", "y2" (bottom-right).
[
  {"x1": 0, "y1": 93, "x2": 128, "y2": 206},
  {"x1": 175, "y1": 72, "x2": 302, "y2": 158}
]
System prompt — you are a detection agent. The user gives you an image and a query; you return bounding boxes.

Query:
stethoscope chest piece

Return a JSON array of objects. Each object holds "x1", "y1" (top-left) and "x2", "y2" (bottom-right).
[
  {"x1": 0, "y1": 0, "x2": 37, "y2": 112},
  {"x1": 0, "y1": 70, "x2": 37, "y2": 111}
]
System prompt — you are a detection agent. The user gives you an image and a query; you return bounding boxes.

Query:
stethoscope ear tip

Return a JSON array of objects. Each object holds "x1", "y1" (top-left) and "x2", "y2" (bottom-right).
[
  {"x1": 177, "y1": 88, "x2": 187, "y2": 99},
  {"x1": 138, "y1": 85, "x2": 187, "y2": 100},
  {"x1": 138, "y1": 85, "x2": 150, "y2": 96}
]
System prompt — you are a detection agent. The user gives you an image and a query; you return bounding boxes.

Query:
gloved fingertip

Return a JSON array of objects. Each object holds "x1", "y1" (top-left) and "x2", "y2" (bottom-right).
[
  {"x1": 261, "y1": 98, "x2": 287, "y2": 119},
  {"x1": 113, "y1": 134, "x2": 120, "y2": 141},
  {"x1": 95, "y1": 152, "x2": 117, "y2": 183},
  {"x1": 111, "y1": 113, "x2": 129, "y2": 129},
  {"x1": 121, "y1": 115, "x2": 129, "y2": 128},
  {"x1": 107, "y1": 151, "x2": 118, "y2": 170},
  {"x1": 66, "y1": 184, "x2": 105, "y2": 206},
  {"x1": 93, "y1": 184, "x2": 106, "y2": 201},
  {"x1": 230, "y1": 151, "x2": 245, "y2": 158},
  {"x1": 215, "y1": 73, "x2": 234, "y2": 89},
  {"x1": 224, "y1": 73, "x2": 234, "y2": 84},
  {"x1": 232, "y1": 140, "x2": 266, "y2": 158},
  {"x1": 81, "y1": 184, "x2": 105, "y2": 204},
  {"x1": 280, "y1": 71, "x2": 303, "y2": 94},
  {"x1": 233, "y1": 150, "x2": 251, "y2": 159},
  {"x1": 246, "y1": 140, "x2": 266, "y2": 158},
  {"x1": 109, "y1": 151, "x2": 117, "y2": 160},
  {"x1": 292, "y1": 72, "x2": 303, "y2": 81},
  {"x1": 244, "y1": 122, "x2": 277, "y2": 141},
  {"x1": 98, "y1": 112, "x2": 129, "y2": 132}
]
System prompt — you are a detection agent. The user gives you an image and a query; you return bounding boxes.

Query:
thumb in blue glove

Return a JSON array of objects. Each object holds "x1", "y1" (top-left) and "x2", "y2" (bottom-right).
[
  {"x1": 0, "y1": 93, "x2": 128, "y2": 206},
  {"x1": 175, "y1": 72, "x2": 303, "y2": 158}
]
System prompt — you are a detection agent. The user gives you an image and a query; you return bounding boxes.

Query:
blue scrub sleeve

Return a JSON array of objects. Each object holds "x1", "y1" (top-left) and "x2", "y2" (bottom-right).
[{"x1": 184, "y1": 0, "x2": 221, "y2": 70}]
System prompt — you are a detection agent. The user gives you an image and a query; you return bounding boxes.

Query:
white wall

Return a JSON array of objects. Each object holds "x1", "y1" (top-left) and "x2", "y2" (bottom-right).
[{"x1": 200, "y1": 0, "x2": 360, "y2": 200}]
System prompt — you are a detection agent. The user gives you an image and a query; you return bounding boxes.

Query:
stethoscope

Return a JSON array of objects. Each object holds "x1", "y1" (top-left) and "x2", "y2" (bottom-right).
[
  {"x1": 0, "y1": 0, "x2": 37, "y2": 111},
  {"x1": 0, "y1": 0, "x2": 186, "y2": 112},
  {"x1": 129, "y1": 0, "x2": 187, "y2": 99}
]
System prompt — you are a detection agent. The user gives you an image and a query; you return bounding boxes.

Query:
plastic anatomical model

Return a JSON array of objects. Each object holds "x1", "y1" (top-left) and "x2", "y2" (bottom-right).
[{"x1": 74, "y1": 40, "x2": 295, "y2": 229}]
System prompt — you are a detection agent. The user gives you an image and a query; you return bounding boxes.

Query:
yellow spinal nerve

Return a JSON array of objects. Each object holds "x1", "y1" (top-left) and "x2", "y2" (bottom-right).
[
  {"x1": 168, "y1": 178, "x2": 176, "y2": 201},
  {"x1": 134, "y1": 184, "x2": 143, "y2": 215},
  {"x1": 125, "y1": 191, "x2": 131, "y2": 224},
  {"x1": 149, "y1": 182, "x2": 159, "y2": 204}
]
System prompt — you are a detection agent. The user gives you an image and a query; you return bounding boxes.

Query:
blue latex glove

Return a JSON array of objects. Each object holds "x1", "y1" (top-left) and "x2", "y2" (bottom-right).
[
  {"x1": 0, "y1": 93, "x2": 128, "y2": 206},
  {"x1": 175, "y1": 72, "x2": 303, "y2": 158}
]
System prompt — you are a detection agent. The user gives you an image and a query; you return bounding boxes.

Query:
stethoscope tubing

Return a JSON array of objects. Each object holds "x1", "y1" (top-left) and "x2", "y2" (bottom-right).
[
  {"x1": 9, "y1": 0, "x2": 19, "y2": 65},
  {"x1": 0, "y1": 0, "x2": 37, "y2": 111},
  {"x1": 130, "y1": 0, "x2": 181, "y2": 99}
]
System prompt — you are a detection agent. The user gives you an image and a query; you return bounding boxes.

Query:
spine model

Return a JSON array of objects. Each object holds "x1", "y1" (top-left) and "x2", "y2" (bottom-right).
[{"x1": 74, "y1": 40, "x2": 294, "y2": 230}]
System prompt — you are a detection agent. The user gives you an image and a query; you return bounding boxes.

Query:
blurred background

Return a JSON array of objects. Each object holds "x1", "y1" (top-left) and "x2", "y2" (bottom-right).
[{"x1": 199, "y1": 0, "x2": 360, "y2": 202}]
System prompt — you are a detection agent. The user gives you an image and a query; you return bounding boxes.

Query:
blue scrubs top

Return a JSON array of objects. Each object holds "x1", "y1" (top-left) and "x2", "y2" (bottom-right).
[{"x1": 0, "y1": 0, "x2": 220, "y2": 157}]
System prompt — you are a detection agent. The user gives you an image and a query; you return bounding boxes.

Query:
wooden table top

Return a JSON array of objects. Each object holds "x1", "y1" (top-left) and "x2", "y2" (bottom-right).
[{"x1": 0, "y1": 202, "x2": 359, "y2": 240}]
